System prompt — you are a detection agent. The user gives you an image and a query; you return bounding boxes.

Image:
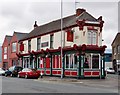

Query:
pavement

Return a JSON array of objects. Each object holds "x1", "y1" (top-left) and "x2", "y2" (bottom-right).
[{"x1": 37, "y1": 74, "x2": 119, "y2": 92}]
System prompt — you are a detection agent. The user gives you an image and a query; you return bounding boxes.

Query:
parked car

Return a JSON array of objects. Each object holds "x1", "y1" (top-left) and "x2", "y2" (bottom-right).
[
  {"x1": 105, "y1": 67, "x2": 115, "y2": 74},
  {"x1": 0, "y1": 68, "x2": 5, "y2": 76},
  {"x1": 5, "y1": 66, "x2": 23, "y2": 77},
  {"x1": 18, "y1": 68, "x2": 40, "y2": 79}
]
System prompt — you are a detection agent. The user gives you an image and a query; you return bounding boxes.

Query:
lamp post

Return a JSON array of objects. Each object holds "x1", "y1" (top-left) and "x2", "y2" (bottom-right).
[{"x1": 60, "y1": 0, "x2": 63, "y2": 79}]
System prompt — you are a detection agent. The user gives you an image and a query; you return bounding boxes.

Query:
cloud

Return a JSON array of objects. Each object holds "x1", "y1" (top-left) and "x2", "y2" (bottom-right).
[{"x1": 0, "y1": 1, "x2": 118, "y2": 49}]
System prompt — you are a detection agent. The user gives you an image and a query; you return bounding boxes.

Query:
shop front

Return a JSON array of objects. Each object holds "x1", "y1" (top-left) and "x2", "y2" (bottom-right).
[{"x1": 18, "y1": 44, "x2": 106, "y2": 79}]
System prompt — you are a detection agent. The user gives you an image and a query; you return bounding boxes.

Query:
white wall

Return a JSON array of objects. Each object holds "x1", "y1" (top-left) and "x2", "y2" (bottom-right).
[
  {"x1": 53, "y1": 31, "x2": 65, "y2": 49},
  {"x1": 98, "y1": 28, "x2": 102, "y2": 46},
  {"x1": 64, "y1": 26, "x2": 87, "y2": 47},
  {"x1": 31, "y1": 38, "x2": 37, "y2": 51},
  {"x1": 64, "y1": 26, "x2": 102, "y2": 47},
  {"x1": 20, "y1": 25, "x2": 102, "y2": 54}
]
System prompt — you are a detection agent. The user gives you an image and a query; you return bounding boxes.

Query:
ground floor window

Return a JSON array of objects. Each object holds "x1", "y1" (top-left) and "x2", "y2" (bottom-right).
[
  {"x1": 23, "y1": 57, "x2": 30, "y2": 68},
  {"x1": 85, "y1": 53, "x2": 100, "y2": 69},
  {"x1": 52, "y1": 55, "x2": 61, "y2": 69},
  {"x1": 65, "y1": 54, "x2": 78, "y2": 69},
  {"x1": 37, "y1": 57, "x2": 40, "y2": 69}
]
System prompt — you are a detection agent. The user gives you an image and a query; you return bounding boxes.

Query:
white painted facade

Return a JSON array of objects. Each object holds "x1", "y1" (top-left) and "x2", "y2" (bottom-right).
[
  {"x1": 41, "y1": 34, "x2": 50, "y2": 50},
  {"x1": 31, "y1": 38, "x2": 37, "y2": 51},
  {"x1": 21, "y1": 26, "x2": 102, "y2": 54},
  {"x1": 53, "y1": 31, "x2": 64, "y2": 49}
]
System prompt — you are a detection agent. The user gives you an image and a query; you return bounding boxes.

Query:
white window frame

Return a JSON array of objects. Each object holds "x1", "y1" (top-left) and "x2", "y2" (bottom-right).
[
  {"x1": 87, "y1": 30, "x2": 97, "y2": 45},
  {"x1": 4, "y1": 47, "x2": 7, "y2": 53},
  {"x1": 65, "y1": 54, "x2": 77, "y2": 69},
  {"x1": 4, "y1": 54, "x2": 7, "y2": 59},
  {"x1": 85, "y1": 53, "x2": 100, "y2": 69},
  {"x1": 118, "y1": 45, "x2": 120, "y2": 53},
  {"x1": 12, "y1": 42, "x2": 17, "y2": 52}
]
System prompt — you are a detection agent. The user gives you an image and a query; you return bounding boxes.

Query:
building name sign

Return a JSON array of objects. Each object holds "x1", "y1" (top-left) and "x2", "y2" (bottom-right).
[{"x1": 41, "y1": 42, "x2": 49, "y2": 47}]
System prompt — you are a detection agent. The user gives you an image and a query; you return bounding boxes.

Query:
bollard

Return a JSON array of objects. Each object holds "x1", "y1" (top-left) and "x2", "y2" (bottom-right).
[{"x1": 40, "y1": 72, "x2": 43, "y2": 78}]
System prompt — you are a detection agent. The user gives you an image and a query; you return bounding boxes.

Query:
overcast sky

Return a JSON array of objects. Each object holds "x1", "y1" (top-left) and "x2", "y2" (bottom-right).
[{"x1": 0, "y1": 0, "x2": 119, "y2": 49}]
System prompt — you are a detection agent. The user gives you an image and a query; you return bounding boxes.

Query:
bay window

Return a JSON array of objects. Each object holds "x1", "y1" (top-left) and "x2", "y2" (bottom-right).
[{"x1": 87, "y1": 30, "x2": 97, "y2": 45}]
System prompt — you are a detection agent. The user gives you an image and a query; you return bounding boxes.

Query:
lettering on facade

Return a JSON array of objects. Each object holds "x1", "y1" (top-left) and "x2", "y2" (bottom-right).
[{"x1": 41, "y1": 42, "x2": 49, "y2": 47}]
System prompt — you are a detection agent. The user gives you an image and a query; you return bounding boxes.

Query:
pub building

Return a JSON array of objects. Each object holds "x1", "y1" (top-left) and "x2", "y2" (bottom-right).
[{"x1": 17, "y1": 8, "x2": 106, "y2": 79}]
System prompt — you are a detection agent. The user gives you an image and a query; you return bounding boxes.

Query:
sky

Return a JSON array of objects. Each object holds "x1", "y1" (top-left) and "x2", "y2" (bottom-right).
[{"x1": 0, "y1": 0, "x2": 119, "y2": 49}]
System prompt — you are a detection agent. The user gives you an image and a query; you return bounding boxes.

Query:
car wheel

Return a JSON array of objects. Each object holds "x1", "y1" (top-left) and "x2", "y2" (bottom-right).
[
  {"x1": 25, "y1": 75, "x2": 28, "y2": 79},
  {"x1": 5, "y1": 74, "x2": 7, "y2": 77}
]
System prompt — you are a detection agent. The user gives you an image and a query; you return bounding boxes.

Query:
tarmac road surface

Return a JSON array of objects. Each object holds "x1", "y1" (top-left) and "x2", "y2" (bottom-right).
[{"x1": 1, "y1": 76, "x2": 118, "y2": 93}]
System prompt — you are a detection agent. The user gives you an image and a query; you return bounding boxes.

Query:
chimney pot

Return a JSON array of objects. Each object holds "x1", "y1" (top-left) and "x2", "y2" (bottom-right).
[
  {"x1": 76, "y1": 8, "x2": 86, "y2": 16},
  {"x1": 98, "y1": 16, "x2": 103, "y2": 21},
  {"x1": 34, "y1": 21, "x2": 38, "y2": 28}
]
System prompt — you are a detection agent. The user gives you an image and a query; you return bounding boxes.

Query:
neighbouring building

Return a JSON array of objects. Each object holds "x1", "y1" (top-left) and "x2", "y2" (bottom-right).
[
  {"x1": 105, "y1": 49, "x2": 112, "y2": 69},
  {"x1": 2, "y1": 32, "x2": 28, "y2": 69},
  {"x1": 15, "y1": 8, "x2": 107, "y2": 79},
  {"x1": 0, "y1": 46, "x2": 2, "y2": 68},
  {"x1": 2, "y1": 35, "x2": 12, "y2": 69},
  {"x1": 111, "y1": 32, "x2": 120, "y2": 72}
]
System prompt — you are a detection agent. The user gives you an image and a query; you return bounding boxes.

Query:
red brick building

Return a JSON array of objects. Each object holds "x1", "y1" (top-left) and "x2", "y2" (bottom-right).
[
  {"x1": 2, "y1": 35, "x2": 12, "y2": 69},
  {"x1": 2, "y1": 32, "x2": 28, "y2": 69}
]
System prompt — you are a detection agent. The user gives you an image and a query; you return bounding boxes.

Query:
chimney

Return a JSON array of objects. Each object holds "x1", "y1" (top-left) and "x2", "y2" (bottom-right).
[
  {"x1": 34, "y1": 21, "x2": 38, "y2": 29},
  {"x1": 76, "y1": 8, "x2": 86, "y2": 16},
  {"x1": 98, "y1": 16, "x2": 103, "y2": 21}
]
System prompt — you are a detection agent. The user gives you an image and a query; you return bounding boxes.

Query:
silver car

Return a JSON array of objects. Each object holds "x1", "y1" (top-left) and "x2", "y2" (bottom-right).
[
  {"x1": 0, "y1": 68, "x2": 5, "y2": 75},
  {"x1": 105, "y1": 68, "x2": 115, "y2": 74}
]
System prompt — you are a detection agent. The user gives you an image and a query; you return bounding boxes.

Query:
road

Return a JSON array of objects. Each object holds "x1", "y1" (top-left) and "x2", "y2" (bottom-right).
[{"x1": 1, "y1": 75, "x2": 118, "y2": 93}]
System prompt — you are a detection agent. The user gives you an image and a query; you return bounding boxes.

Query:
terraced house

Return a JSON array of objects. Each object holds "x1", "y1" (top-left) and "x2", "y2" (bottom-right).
[
  {"x1": 2, "y1": 32, "x2": 28, "y2": 69},
  {"x1": 3, "y1": 8, "x2": 107, "y2": 79}
]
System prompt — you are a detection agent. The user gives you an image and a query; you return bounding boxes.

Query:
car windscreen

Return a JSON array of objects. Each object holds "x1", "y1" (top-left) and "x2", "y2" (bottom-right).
[{"x1": 22, "y1": 68, "x2": 32, "y2": 72}]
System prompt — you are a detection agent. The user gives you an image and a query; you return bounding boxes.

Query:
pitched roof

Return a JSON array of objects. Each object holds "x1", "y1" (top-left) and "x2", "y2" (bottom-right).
[
  {"x1": 111, "y1": 32, "x2": 120, "y2": 46},
  {"x1": 21, "y1": 10, "x2": 98, "y2": 41},
  {"x1": 14, "y1": 32, "x2": 28, "y2": 41},
  {"x1": 77, "y1": 11, "x2": 97, "y2": 21},
  {"x1": 6, "y1": 35, "x2": 12, "y2": 44}
]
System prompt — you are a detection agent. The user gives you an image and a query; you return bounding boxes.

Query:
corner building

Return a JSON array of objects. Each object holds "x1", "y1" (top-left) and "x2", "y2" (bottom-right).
[{"x1": 18, "y1": 9, "x2": 107, "y2": 79}]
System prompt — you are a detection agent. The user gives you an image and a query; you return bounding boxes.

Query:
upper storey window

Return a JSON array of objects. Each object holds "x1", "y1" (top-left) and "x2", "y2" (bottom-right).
[
  {"x1": 28, "y1": 40, "x2": 31, "y2": 51},
  {"x1": 37, "y1": 38, "x2": 41, "y2": 50},
  {"x1": 50, "y1": 34, "x2": 54, "y2": 49},
  {"x1": 87, "y1": 30, "x2": 97, "y2": 45},
  {"x1": 4, "y1": 47, "x2": 7, "y2": 53},
  {"x1": 12, "y1": 42, "x2": 16, "y2": 52}
]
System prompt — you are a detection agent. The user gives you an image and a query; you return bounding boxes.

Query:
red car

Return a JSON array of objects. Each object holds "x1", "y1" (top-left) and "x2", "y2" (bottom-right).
[{"x1": 18, "y1": 68, "x2": 40, "y2": 79}]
